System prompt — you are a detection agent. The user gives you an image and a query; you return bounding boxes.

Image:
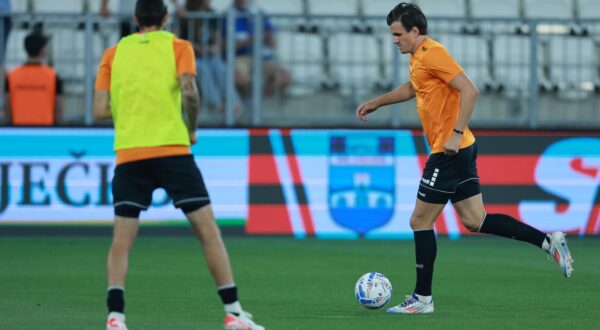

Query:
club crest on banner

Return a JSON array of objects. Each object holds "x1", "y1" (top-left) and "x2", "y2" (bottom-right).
[{"x1": 328, "y1": 135, "x2": 395, "y2": 234}]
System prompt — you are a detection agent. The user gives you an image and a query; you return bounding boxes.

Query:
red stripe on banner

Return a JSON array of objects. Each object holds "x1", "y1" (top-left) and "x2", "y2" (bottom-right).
[
  {"x1": 281, "y1": 129, "x2": 316, "y2": 235},
  {"x1": 419, "y1": 155, "x2": 539, "y2": 185},
  {"x1": 585, "y1": 205, "x2": 600, "y2": 235},
  {"x1": 477, "y1": 155, "x2": 539, "y2": 185},
  {"x1": 249, "y1": 128, "x2": 270, "y2": 136},
  {"x1": 248, "y1": 155, "x2": 281, "y2": 184},
  {"x1": 246, "y1": 205, "x2": 292, "y2": 234}
]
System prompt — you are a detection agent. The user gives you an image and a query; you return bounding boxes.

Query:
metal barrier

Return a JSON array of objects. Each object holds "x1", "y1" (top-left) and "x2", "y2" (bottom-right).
[{"x1": 0, "y1": 11, "x2": 599, "y2": 128}]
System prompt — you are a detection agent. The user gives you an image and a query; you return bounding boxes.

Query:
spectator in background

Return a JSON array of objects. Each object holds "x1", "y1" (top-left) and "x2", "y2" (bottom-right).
[
  {"x1": 229, "y1": 0, "x2": 291, "y2": 98},
  {"x1": 179, "y1": 0, "x2": 242, "y2": 114},
  {"x1": 4, "y1": 32, "x2": 63, "y2": 126},
  {"x1": 0, "y1": 0, "x2": 11, "y2": 115},
  {"x1": 101, "y1": 0, "x2": 183, "y2": 38},
  {"x1": 0, "y1": 0, "x2": 11, "y2": 67}
]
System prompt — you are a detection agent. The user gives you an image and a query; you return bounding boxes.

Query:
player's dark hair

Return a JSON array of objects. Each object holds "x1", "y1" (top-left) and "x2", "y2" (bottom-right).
[
  {"x1": 135, "y1": 0, "x2": 167, "y2": 28},
  {"x1": 387, "y1": 2, "x2": 428, "y2": 35}
]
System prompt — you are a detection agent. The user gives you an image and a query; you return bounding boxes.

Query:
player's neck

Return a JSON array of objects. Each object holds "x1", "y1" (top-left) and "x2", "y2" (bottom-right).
[
  {"x1": 139, "y1": 26, "x2": 162, "y2": 34},
  {"x1": 410, "y1": 36, "x2": 429, "y2": 54}
]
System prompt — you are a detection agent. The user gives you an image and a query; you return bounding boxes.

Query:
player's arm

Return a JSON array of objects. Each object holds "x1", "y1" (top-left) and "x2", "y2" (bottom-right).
[
  {"x1": 444, "y1": 72, "x2": 479, "y2": 155},
  {"x1": 180, "y1": 73, "x2": 200, "y2": 144},
  {"x1": 356, "y1": 81, "x2": 415, "y2": 121},
  {"x1": 93, "y1": 90, "x2": 112, "y2": 120}
]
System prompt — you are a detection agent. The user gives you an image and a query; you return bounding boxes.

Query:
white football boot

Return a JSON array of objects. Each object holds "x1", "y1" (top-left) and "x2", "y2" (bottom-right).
[
  {"x1": 386, "y1": 293, "x2": 434, "y2": 314},
  {"x1": 106, "y1": 312, "x2": 128, "y2": 330},
  {"x1": 546, "y1": 231, "x2": 574, "y2": 278},
  {"x1": 224, "y1": 311, "x2": 265, "y2": 330}
]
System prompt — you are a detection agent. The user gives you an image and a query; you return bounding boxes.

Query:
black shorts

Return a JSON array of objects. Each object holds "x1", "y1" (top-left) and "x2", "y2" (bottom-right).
[
  {"x1": 112, "y1": 155, "x2": 211, "y2": 218},
  {"x1": 417, "y1": 143, "x2": 480, "y2": 204}
]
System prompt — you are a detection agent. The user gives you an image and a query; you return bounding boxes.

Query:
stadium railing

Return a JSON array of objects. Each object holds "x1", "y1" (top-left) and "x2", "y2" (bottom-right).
[{"x1": 0, "y1": 10, "x2": 598, "y2": 129}]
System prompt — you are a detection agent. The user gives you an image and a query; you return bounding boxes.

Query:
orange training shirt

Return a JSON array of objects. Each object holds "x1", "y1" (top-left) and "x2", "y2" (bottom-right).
[
  {"x1": 409, "y1": 38, "x2": 475, "y2": 153},
  {"x1": 95, "y1": 36, "x2": 197, "y2": 165}
]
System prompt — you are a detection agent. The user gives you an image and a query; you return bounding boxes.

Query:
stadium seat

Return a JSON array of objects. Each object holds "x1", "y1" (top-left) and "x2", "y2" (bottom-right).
[
  {"x1": 308, "y1": 0, "x2": 359, "y2": 16},
  {"x1": 276, "y1": 32, "x2": 325, "y2": 89},
  {"x1": 577, "y1": 0, "x2": 600, "y2": 19},
  {"x1": 548, "y1": 37, "x2": 597, "y2": 89},
  {"x1": 492, "y1": 35, "x2": 546, "y2": 92},
  {"x1": 329, "y1": 34, "x2": 384, "y2": 87},
  {"x1": 470, "y1": 0, "x2": 520, "y2": 19},
  {"x1": 438, "y1": 35, "x2": 492, "y2": 90},
  {"x1": 362, "y1": 0, "x2": 406, "y2": 17},
  {"x1": 255, "y1": 0, "x2": 305, "y2": 15},
  {"x1": 33, "y1": 0, "x2": 85, "y2": 13},
  {"x1": 210, "y1": 0, "x2": 231, "y2": 12},
  {"x1": 414, "y1": 0, "x2": 466, "y2": 18},
  {"x1": 523, "y1": 0, "x2": 574, "y2": 19}
]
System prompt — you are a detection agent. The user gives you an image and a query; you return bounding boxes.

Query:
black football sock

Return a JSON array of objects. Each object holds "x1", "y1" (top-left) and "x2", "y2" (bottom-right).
[
  {"x1": 218, "y1": 284, "x2": 239, "y2": 305},
  {"x1": 413, "y1": 229, "x2": 437, "y2": 297},
  {"x1": 107, "y1": 287, "x2": 124, "y2": 314},
  {"x1": 479, "y1": 213, "x2": 547, "y2": 248}
]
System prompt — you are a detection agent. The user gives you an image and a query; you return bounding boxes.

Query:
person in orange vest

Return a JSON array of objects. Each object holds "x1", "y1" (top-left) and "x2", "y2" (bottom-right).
[{"x1": 3, "y1": 32, "x2": 63, "y2": 126}]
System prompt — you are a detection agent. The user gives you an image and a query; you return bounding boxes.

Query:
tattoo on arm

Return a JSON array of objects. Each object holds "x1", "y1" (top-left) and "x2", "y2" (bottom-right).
[{"x1": 180, "y1": 73, "x2": 200, "y2": 132}]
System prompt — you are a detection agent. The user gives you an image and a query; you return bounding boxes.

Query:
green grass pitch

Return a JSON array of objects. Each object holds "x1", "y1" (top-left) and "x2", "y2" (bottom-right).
[{"x1": 1, "y1": 235, "x2": 599, "y2": 329}]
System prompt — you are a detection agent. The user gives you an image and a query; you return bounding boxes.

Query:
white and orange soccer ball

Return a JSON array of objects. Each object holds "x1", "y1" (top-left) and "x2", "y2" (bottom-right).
[{"x1": 354, "y1": 272, "x2": 393, "y2": 309}]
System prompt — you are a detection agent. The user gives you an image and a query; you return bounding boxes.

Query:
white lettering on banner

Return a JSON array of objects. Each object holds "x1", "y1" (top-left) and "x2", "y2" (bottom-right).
[
  {"x1": 519, "y1": 138, "x2": 600, "y2": 234},
  {"x1": 0, "y1": 158, "x2": 248, "y2": 222}
]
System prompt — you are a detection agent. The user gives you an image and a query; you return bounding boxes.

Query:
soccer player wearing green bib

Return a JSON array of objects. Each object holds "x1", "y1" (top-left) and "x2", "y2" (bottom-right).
[{"x1": 94, "y1": 1, "x2": 264, "y2": 329}]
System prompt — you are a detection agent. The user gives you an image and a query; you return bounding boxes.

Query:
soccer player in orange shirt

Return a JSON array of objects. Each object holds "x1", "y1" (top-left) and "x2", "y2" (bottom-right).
[{"x1": 356, "y1": 2, "x2": 573, "y2": 314}]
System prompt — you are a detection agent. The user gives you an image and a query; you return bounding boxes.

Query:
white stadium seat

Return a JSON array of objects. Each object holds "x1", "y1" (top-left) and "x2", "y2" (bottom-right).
[
  {"x1": 308, "y1": 0, "x2": 359, "y2": 16},
  {"x1": 362, "y1": 0, "x2": 404, "y2": 17},
  {"x1": 255, "y1": 0, "x2": 304, "y2": 15},
  {"x1": 210, "y1": 0, "x2": 231, "y2": 12},
  {"x1": 277, "y1": 32, "x2": 325, "y2": 86},
  {"x1": 470, "y1": 0, "x2": 520, "y2": 19},
  {"x1": 329, "y1": 34, "x2": 383, "y2": 86},
  {"x1": 438, "y1": 35, "x2": 492, "y2": 89},
  {"x1": 415, "y1": 0, "x2": 466, "y2": 18},
  {"x1": 577, "y1": 0, "x2": 600, "y2": 19},
  {"x1": 523, "y1": 0, "x2": 574, "y2": 19},
  {"x1": 549, "y1": 37, "x2": 597, "y2": 87},
  {"x1": 492, "y1": 35, "x2": 544, "y2": 91},
  {"x1": 33, "y1": 0, "x2": 84, "y2": 13}
]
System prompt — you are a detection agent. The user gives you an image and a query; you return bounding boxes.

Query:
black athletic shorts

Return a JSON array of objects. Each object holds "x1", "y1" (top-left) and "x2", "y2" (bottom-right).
[
  {"x1": 417, "y1": 143, "x2": 480, "y2": 204},
  {"x1": 112, "y1": 155, "x2": 211, "y2": 218}
]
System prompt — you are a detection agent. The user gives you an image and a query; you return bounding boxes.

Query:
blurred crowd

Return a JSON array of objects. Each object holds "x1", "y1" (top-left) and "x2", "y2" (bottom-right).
[{"x1": 1, "y1": 0, "x2": 291, "y2": 126}]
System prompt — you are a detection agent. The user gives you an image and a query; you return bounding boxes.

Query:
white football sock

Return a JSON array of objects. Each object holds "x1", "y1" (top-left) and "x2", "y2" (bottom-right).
[
  {"x1": 224, "y1": 301, "x2": 243, "y2": 315},
  {"x1": 542, "y1": 235, "x2": 551, "y2": 253},
  {"x1": 415, "y1": 293, "x2": 432, "y2": 304}
]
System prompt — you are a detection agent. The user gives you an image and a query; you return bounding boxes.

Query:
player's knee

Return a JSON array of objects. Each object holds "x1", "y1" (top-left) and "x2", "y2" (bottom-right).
[
  {"x1": 410, "y1": 213, "x2": 429, "y2": 230},
  {"x1": 461, "y1": 217, "x2": 482, "y2": 232}
]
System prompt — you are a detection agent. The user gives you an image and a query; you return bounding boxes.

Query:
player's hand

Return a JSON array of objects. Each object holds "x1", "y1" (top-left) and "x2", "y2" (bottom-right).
[
  {"x1": 355, "y1": 100, "x2": 379, "y2": 121},
  {"x1": 443, "y1": 133, "x2": 462, "y2": 156},
  {"x1": 189, "y1": 131, "x2": 197, "y2": 145}
]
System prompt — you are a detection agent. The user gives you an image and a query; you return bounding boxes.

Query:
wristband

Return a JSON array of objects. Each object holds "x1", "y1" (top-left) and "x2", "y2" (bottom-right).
[{"x1": 453, "y1": 128, "x2": 464, "y2": 135}]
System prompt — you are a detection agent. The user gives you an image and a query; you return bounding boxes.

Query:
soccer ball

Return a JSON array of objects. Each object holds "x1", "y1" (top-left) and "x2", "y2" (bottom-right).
[{"x1": 354, "y1": 272, "x2": 393, "y2": 309}]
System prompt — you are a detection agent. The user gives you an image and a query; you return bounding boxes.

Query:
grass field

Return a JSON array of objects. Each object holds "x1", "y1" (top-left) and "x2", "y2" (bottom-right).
[{"x1": 1, "y1": 235, "x2": 599, "y2": 329}]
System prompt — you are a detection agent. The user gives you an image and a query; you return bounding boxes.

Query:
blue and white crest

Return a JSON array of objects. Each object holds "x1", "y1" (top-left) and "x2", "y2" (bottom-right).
[{"x1": 328, "y1": 135, "x2": 395, "y2": 235}]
